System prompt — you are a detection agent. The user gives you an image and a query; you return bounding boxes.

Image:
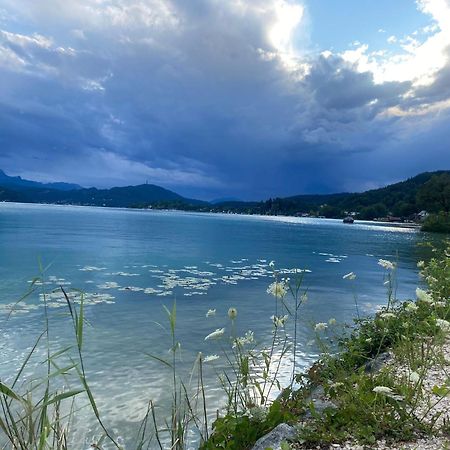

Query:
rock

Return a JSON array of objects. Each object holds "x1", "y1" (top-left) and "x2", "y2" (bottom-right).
[
  {"x1": 303, "y1": 385, "x2": 337, "y2": 418},
  {"x1": 251, "y1": 423, "x2": 296, "y2": 450},
  {"x1": 364, "y1": 352, "x2": 392, "y2": 373}
]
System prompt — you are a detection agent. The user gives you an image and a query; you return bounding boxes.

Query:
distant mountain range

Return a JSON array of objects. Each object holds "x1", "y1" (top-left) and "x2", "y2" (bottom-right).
[
  {"x1": 0, "y1": 169, "x2": 204, "y2": 208},
  {"x1": 0, "y1": 169, "x2": 81, "y2": 191},
  {"x1": 0, "y1": 169, "x2": 448, "y2": 220}
]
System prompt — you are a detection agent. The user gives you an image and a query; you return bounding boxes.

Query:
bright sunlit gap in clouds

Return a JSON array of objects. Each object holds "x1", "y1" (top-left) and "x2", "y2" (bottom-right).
[{"x1": 268, "y1": 0, "x2": 304, "y2": 68}]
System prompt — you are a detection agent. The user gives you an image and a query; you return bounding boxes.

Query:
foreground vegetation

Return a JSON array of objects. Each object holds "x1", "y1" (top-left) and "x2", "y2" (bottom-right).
[
  {"x1": 201, "y1": 242, "x2": 450, "y2": 449},
  {"x1": 0, "y1": 241, "x2": 449, "y2": 449}
]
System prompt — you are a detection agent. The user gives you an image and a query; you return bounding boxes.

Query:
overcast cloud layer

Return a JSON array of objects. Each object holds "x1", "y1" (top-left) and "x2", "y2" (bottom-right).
[{"x1": 0, "y1": 0, "x2": 449, "y2": 199}]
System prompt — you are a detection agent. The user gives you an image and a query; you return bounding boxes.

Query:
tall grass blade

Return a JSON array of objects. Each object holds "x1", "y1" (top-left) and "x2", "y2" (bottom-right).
[{"x1": 0, "y1": 383, "x2": 22, "y2": 402}]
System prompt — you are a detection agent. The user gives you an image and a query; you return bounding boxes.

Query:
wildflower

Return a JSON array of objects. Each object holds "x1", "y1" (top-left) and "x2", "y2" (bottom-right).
[
  {"x1": 233, "y1": 330, "x2": 254, "y2": 348},
  {"x1": 248, "y1": 406, "x2": 268, "y2": 422},
  {"x1": 416, "y1": 288, "x2": 432, "y2": 304},
  {"x1": 436, "y1": 319, "x2": 450, "y2": 332},
  {"x1": 243, "y1": 330, "x2": 254, "y2": 343},
  {"x1": 343, "y1": 272, "x2": 356, "y2": 280},
  {"x1": 206, "y1": 309, "x2": 216, "y2": 317},
  {"x1": 267, "y1": 281, "x2": 288, "y2": 298},
  {"x1": 373, "y1": 386, "x2": 404, "y2": 401},
  {"x1": 405, "y1": 302, "x2": 418, "y2": 312},
  {"x1": 372, "y1": 386, "x2": 392, "y2": 395},
  {"x1": 417, "y1": 260, "x2": 425, "y2": 268},
  {"x1": 269, "y1": 260, "x2": 275, "y2": 268},
  {"x1": 378, "y1": 259, "x2": 396, "y2": 270},
  {"x1": 204, "y1": 328, "x2": 225, "y2": 341},
  {"x1": 380, "y1": 312, "x2": 395, "y2": 319},
  {"x1": 328, "y1": 318, "x2": 337, "y2": 325},
  {"x1": 329, "y1": 381, "x2": 344, "y2": 389},
  {"x1": 271, "y1": 315, "x2": 289, "y2": 327},
  {"x1": 203, "y1": 354, "x2": 220, "y2": 363},
  {"x1": 365, "y1": 337, "x2": 372, "y2": 343},
  {"x1": 432, "y1": 301, "x2": 446, "y2": 308},
  {"x1": 314, "y1": 322, "x2": 328, "y2": 332},
  {"x1": 228, "y1": 307, "x2": 237, "y2": 320},
  {"x1": 409, "y1": 371, "x2": 420, "y2": 383}
]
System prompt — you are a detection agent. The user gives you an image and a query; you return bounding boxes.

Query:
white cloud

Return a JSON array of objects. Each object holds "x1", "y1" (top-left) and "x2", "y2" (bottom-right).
[
  {"x1": 339, "y1": 0, "x2": 450, "y2": 88},
  {"x1": 387, "y1": 35, "x2": 397, "y2": 44}
]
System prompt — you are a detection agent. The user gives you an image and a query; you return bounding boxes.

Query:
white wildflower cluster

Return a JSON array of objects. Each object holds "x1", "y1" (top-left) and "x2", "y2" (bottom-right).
[
  {"x1": 204, "y1": 328, "x2": 225, "y2": 341},
  {"x1": 436, "y1": 319, "x2": 450, "y2": 333},
  {"x1": 380, "y1": 312, "x2": 396, "y2": 319},
  {"x1": 409, "y1": 371, "x2": 420, "y2": 384},
  {"x1": 203, "y1": 354, "x2": 220, "y2": 363},
  {"x1": 432, "y1": 301, "x2": 446, "y2": 308},
  {"x1": 378, "y1": 259, "x2": 396, "y2": 270},
  {"x1": 247, "y1": 406, "x2": 268, "y2": 422},
  {"x1": 417, "y1": 260, "x2": 425, "y2": 269},
  {"x1": 266, "y1": 280, "x2": 288, "y2": 298},
  {"x1": 404, "y1": 302, "x2": 418, "y2": 313},
  {"x1": 372, "y1": 386, "x2": 404, "y2": 401},
  {"x1": 314, "y1": 322, "x2": 328, "y2": 332},
  {"x1": 271, "y1": 315, "x2": 289, "y2": 327},
  {"x1": 328, "y1": 318, "x2": 337, "y2": 325},
  {"x1": 416, "y1": 288, "x2": 432, "y2": 304},
  {"x1": 343, "y1": 272, "x2": 356, "y2": 280},
  {"x1": 233, "y1": 330, "x2": 254, "y2": 348},
  {"x1": 329, "y1": 381, "x2": 344, "y2": 390},
  {"x1": 228, "y1": 307, "x2": 237, "y2": 320},
  {"x1": 206, "y1": 308, "x2": 216, "y2": 317}
]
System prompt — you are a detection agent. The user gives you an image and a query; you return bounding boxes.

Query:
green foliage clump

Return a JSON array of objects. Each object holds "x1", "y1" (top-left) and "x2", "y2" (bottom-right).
[
  {"x1": 416, "y1": 173, "x2": 450, "y2": 213},
  {"x1": 201, "y1": 400, "x2": 300, "y2": 450},
  {"x1": 421, "y1": 212, "x2": 450, "y2": 233},
  {"x1": 295, "y1": 242, "x2": 450, "y2": 447}
]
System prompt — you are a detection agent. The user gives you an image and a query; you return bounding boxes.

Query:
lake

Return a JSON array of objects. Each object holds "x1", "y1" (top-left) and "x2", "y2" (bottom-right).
[{"x1": 0, "y1": 202, "x2": 431, "y2": 448}]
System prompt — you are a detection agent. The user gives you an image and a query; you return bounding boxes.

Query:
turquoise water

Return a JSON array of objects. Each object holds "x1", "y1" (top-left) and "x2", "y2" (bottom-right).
[{"x1": 0, "y1": 203, "x2": 430, "y2": 448}]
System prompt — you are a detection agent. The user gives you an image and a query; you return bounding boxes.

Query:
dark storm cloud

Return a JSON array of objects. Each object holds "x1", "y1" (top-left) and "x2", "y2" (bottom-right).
[
  {"x1": 304, "y1": 54, "x2": 411, "y2": 111},
  {"x1": 0, "y1": 0, "x2": 449, "y2": 199}
]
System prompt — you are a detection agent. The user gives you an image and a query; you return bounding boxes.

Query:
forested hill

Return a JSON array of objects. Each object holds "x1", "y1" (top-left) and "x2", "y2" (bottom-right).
[
  {"x1": 0, "y1": 182, "x2": 205, "y2": 208},
  {"x1": 0, "y1": 170, "x2": 448, "y2": 221},
  {"x1": 212, "y1": 171, "x2": 450, "y2": 220}
]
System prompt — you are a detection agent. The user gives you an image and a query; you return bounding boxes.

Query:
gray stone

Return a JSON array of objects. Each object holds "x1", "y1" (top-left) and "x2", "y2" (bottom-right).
[
  {"x1": 303, "y1": 385, "x2": 337, "y2": 418},
  {"x1": 251, "y1": 423, "x2": 296, "y2": 450},
  {"x1": 364, "y1": 352, "x2": 392, "y2": 373}
]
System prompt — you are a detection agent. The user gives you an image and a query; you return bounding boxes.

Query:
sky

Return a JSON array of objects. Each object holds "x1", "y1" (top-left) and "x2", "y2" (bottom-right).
[{"x1": 0, "y1": 0, "x2": 449, "y2": 200}]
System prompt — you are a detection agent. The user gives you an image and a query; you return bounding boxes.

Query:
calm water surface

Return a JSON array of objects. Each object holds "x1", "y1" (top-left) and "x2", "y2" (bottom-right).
[{"x1": 0, "y1": 203, "x2": 432, "y2": 448}]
